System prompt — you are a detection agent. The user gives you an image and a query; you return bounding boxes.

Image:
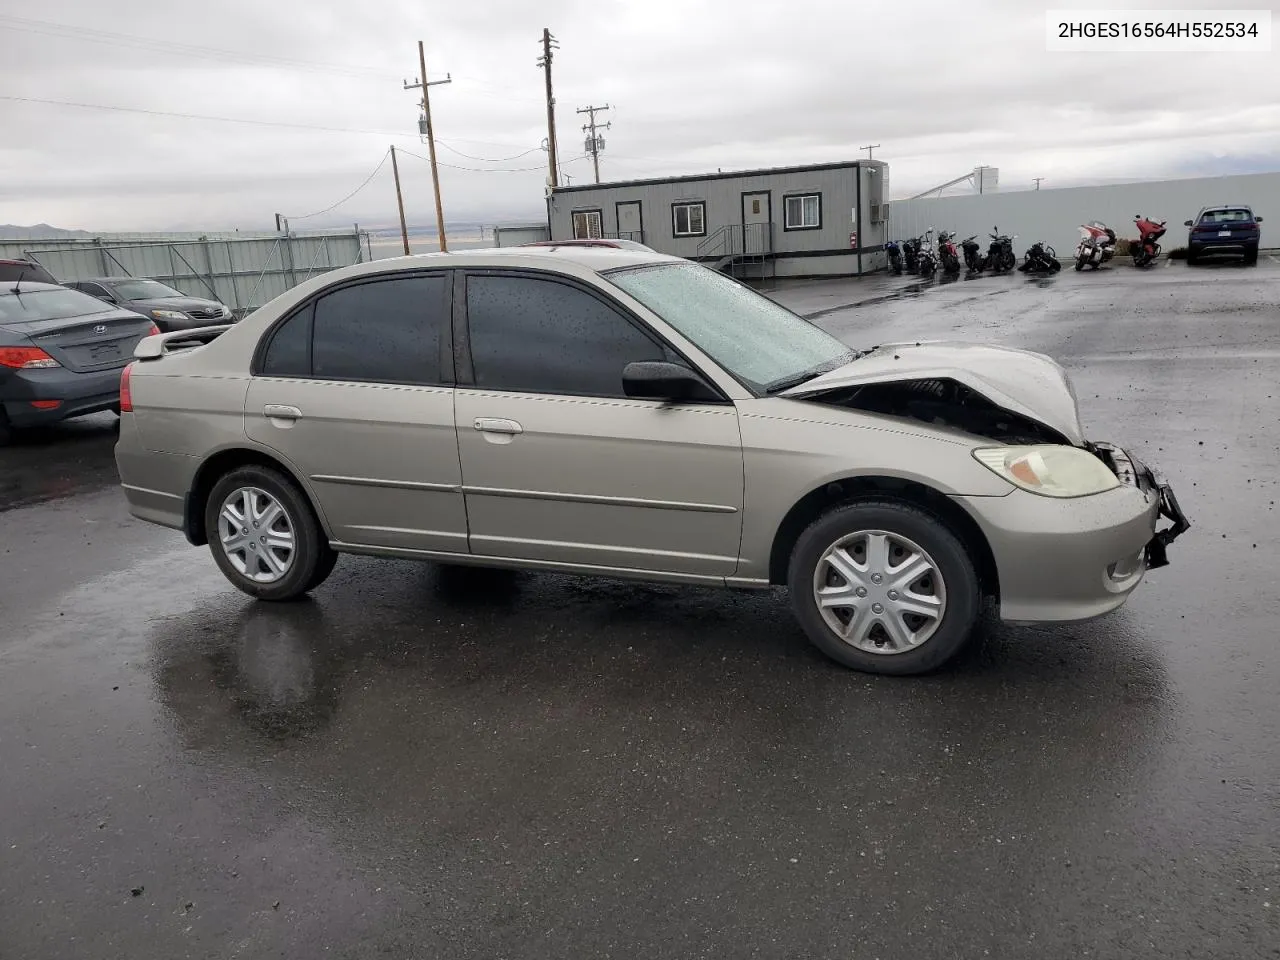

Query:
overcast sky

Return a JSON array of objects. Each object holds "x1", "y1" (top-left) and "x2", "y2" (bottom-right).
[{"x1": 1, "y1": 0, "x2": 1277, "y2": 232}]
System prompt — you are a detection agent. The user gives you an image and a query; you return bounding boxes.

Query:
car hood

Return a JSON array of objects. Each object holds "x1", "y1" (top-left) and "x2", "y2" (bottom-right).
[
  {"x1": 129, "y1": 296, "x2": 226, "y2": 312},
  {"x1": 782, "y1": 340, "x2": 1084, "y2": 443}
]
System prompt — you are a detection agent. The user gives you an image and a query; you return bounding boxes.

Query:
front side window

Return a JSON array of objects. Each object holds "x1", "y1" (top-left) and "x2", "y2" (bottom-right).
[
  {"x1": 784, "y1": 194, "x2": 821, "y2": 230},
  {"x1": 572, "y1": 210, "x2": 603, "y2": 239},
  {"x1": 465, "y1": 274, "x2": 668, "y2": 397},
  {"x1": 607, "y1": 262, "x2": 851, "y2": 394},
  {"x1": 672, "y1": 202, "x2": 706, "y2": 238}
]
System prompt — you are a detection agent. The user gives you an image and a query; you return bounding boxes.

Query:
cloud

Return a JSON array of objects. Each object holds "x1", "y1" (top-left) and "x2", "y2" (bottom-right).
[{"x1": 1, "y1": 0, "x2": 1276, "y2": 230}]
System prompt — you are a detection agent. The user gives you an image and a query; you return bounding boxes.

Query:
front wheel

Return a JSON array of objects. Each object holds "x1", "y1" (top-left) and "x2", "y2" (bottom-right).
[
  {"x1": 1075, "y1": 256, "x2": 1085, "y2": 271},
  {"x1": 787, "y1": 501, "x2": 982, "y2": 675},
  {"x1": 205, "y1": 465, "x2": 336, "y2": 601}
]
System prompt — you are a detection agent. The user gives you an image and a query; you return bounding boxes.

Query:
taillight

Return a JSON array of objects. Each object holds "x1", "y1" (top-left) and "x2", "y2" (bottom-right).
[
  {"x1": 0, "y1": 346, "x2": 60, "y2": 369},
  {"x1": 147, "y1": 323, "x2": 161, "y2": 337},
  {"x1": 119, "y1": 362, "x2": 135, "y2": 413}
]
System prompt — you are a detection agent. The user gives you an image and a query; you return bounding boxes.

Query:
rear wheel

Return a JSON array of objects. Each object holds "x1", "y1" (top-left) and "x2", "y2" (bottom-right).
[
  {"x1": 205, "y1": 465, "x2": 336, "y2": 601},
  {"x1": 0, "y1": 409, "x2": 10, "y2": 447},
  {"x1": 1243, "y1": 245, "x2": 1258, "y2": 266},
  {"x1": 787, "y1": 501, "x2": 982, "y2": 675}
]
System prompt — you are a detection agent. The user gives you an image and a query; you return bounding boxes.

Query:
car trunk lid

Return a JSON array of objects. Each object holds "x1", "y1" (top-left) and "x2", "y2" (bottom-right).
[{"x1": 3, "y1": 311, "x2": 156, "y2": 372}]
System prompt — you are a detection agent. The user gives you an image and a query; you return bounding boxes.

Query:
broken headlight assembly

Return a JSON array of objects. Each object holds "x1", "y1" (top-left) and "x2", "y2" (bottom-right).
[{"x1": 973, "y1": 445, "x2": 1122, "y2": 498}]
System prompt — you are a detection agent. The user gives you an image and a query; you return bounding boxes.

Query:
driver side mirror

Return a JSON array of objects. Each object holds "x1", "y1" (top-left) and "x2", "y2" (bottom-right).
[
  {"x1": 1183, "y1": 220, "x2": 1193, "y2": 227},
  {"x1": 622, "y1": 361, "x2": 720, "y2": 403},
  {"x1": 1256, "y1": 216, "x2": 1264, "y2": 223}
]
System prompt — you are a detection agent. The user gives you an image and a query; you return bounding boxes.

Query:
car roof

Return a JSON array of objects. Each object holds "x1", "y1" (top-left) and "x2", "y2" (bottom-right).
[
  {"x1": 77, "y1": 276, "x2": 138, "y2": 283},
  {"x1": 1198, "y1": 205, "x2": 1254, "y2": 213},
  {"x1": 368, "y1": 245, "x2": 679, "y2": 272}
]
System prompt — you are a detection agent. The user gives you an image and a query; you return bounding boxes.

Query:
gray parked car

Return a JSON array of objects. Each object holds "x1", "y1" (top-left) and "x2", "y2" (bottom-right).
[
  {"x1": 115, "y1": 247, "x2": 1188, "y2": 674},
  {"x1": 1, "y1": 281, "x2": 156, "y2": 443},
  {"x1": 67, "y1": 277, "x2": 233, "y2": 331}
]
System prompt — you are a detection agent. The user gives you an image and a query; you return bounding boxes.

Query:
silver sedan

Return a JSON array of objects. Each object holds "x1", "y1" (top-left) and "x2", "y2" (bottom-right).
[{"x1": 115, "y1": 246, "x2": 1187, "y2": 675}]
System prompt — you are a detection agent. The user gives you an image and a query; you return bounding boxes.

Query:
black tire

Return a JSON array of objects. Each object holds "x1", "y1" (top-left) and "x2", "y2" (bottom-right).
[
  {"x1": 204, "y1": 464, "x2": 336, "y2": 601},
  {"x1": 787, "y1": 500, "x2": 982, "y2": 676},
  {"x1": 1075, "y1": 256, "x2": 1085, "y2": 271},
  {"x1": 0, "y1": 409, "x2": 10, "y2": 447},
  {"x1": 1243, "y1": 245, "x2": 1258, "y2": 266},
  {"x1": 1186, "y1": 246, "x2": 1199, "y2": 265}
]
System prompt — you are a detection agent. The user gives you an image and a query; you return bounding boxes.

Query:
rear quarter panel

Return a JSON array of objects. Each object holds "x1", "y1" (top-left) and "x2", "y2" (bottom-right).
[{"x1": 735, "y1": 397, "x2": 1013, "y2": 580}]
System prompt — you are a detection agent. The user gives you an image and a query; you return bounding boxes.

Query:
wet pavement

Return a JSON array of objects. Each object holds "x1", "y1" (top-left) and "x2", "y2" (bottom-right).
[{"x1": 2, "y1": 258, "x2": 1278, "y2": 959}]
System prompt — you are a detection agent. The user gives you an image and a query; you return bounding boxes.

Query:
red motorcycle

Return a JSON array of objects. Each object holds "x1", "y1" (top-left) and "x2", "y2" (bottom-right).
[
  {"x1": 937, "y1": 230, "x2": 961, "y2": 275},
  {"x1": 1132, "y1": 214, "x2": 1166, "y2": 268}
]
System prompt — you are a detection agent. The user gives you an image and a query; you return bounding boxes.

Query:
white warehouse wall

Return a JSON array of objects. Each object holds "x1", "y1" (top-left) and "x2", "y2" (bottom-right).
[{"x1": 889, "y1": 172, "x2": 1280, "y2": 260}]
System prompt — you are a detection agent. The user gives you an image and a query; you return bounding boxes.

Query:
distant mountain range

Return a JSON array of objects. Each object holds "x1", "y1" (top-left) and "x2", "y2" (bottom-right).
[{"x1": 0, "y1": 223, "x2": 98, "y2": 240}]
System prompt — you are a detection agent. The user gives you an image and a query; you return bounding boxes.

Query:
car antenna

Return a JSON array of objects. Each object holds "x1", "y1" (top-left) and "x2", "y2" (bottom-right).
[{"x1": 10, "y1": 267, "x2": 27, "y2": 295}]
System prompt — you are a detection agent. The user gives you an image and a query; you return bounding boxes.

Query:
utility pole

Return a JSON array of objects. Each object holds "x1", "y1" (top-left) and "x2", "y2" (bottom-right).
[
  {"x1": 538, "y1": 28, "x2": 560, "y2": 189},
  {"x1": 860, "y1": 143, "x2": 880, "y2": 160},
  {"x1": 403, "y1": 42, "x2": 452, "y2": 252},
  {"x1": 1033, "y1": 177, "x2": 1045, "y2": 191},
  {"x1": 577, "y1": 103, "x2": 611, "y2": 184},
  {"x1": 390, "y1": 145, "x2": 410, "y2": 256}
]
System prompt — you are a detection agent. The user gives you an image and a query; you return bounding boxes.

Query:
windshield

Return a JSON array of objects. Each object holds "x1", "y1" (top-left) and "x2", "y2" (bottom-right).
[
  {"x1": 111, "y1": 279, "x2": 185, "y2": 300},
  {"x1": 606, "y1": 262, "x2": 853, "y2": 392},
  {"x1": 0, "y1": 288, "x2": 114, "y2": 324}
]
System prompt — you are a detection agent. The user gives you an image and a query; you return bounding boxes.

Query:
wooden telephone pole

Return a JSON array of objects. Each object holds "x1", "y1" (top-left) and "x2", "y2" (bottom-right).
[
  {"x1": 403, "y1": 42, "x2": 452, "y2": 252},
  {"x1": 577, "y1": 103, "x2": 611, "y2": 184},
  {"x1": 538, "y1": 28, "x2": 559, "y2": 188},
  {"x1": 390, "y1": 145, "x2": 410, "y2": 255}
]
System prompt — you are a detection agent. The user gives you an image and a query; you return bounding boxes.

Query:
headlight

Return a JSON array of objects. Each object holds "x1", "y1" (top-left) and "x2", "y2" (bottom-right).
[
  {"x1": 973, "y1": 445, "x2": 1120, "y2": 498},
  {"x1": 151, "y1": 309, "x2": 188, "y2": 321}
]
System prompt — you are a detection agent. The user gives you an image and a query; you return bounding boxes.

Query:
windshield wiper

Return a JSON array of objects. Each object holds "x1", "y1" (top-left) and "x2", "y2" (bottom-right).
[{"x1": 764, "y1": 350, "x2": 861, "y2": 394}]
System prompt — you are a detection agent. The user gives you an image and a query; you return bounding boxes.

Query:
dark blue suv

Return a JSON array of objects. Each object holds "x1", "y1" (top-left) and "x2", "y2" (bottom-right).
[{"x1": 1185, "y1": 206, "x2": 1263, "y2": 265}]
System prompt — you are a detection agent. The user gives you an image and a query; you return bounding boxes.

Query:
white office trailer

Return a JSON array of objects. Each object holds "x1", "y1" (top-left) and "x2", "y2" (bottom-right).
[{"x1": 544, "y1": 161, "x2": 890, "y2": 281}]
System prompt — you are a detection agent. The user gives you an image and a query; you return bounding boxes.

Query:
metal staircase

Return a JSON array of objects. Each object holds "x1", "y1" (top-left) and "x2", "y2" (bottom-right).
[{"x1": 696, "y1": 222, "x2": 776, "y2": 285}]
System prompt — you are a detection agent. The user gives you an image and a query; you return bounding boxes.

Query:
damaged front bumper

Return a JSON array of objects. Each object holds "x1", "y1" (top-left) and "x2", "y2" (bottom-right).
[{"x1": 1088, "y1": 442, "x2": 1190, "y2": 569}]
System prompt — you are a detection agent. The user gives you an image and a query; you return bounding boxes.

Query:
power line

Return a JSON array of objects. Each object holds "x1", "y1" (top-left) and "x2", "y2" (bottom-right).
[
  {"x1": 282, "y1": 149, "x2": 391, "y2": 220},
  {"x1": 398, "y1": 146, "x2": 587, "y2": 174},
  {"x1": 0, "y1": 14, "x2": 396, "y2": 79},
  {"x1": 0, "y1": 94, "x2": 407, "y2": 136},
  {"x1": 0, "y1": 95, "x2": 549, "y2": 155},
  {"x1": 0, "y1": 14, "x2": 555, "y2": 105},
  {"x1": 435, "y1": 142, "x2": 544, "y2": 163}
]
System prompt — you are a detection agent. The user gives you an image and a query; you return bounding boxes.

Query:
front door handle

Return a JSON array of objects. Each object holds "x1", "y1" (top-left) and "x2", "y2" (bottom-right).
[
  {"x1": 264, "y1": 404, "x2": 302, "y2": 421},
  {"x1": 474, "y1": 417, "x2": 523, "y2": 435}
]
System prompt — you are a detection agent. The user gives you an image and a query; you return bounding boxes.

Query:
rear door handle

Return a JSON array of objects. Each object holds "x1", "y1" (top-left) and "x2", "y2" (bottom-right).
[
  {"x1": 264, "y1": 404, "x2": 302, "y2": 420},
  {"x1": 474, "y1": 417, "x2": 522, "y2": 435}
]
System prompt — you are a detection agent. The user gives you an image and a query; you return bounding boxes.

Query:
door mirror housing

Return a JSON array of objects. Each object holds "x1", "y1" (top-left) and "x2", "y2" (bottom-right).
[
  {"x1": 1255, "y1": 215, "x2": 1263, "y2": 222},
  {"x1": 1183, "y1": 220, "x2": 1194, "y2": 227},
  {"x1": 622, "y1": 361, "x2": 720, "y2": 402}
]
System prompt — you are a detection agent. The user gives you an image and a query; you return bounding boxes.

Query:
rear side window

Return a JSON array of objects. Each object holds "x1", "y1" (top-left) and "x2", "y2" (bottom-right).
[
  {"x1": 261, "y1": 305, "x2": 312, "y2": 377},
  {"x1": 258, "y1": 274, "x2": 449, "y2": 384},
  {"x1": 465, "y1": 274, "x2": 668, "y2": 397}
]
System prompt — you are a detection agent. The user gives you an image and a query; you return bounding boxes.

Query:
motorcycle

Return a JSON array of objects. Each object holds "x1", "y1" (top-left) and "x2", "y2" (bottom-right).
[
  {"x1": 916, "y1": 230, "x2": 938, "y2": 277},
  {"x1": 986, "y1": 227, "x2": 1018, "y2": 272},
  {"x1": 1019, "y1": 241, "x2": 1061, "y2": 273},
  {"x1": 902, "y1": 236, "x2": 922, "y2": 274},
  {"x1": 937, "y1": 231, "x2": 962, "y2": 275},
  {"x1": 1132, "y1": 214, "x2": 1166, "y2": 268},
  {"x1": 885, "y1": 239, "x2": 903, "y2": 275},
  {"x1": 960, "y1": 235, "x2": 985, "y2": 272},
  {"x1": 1074, "y1": 221, "x2": 1117, "y2": 271}
]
